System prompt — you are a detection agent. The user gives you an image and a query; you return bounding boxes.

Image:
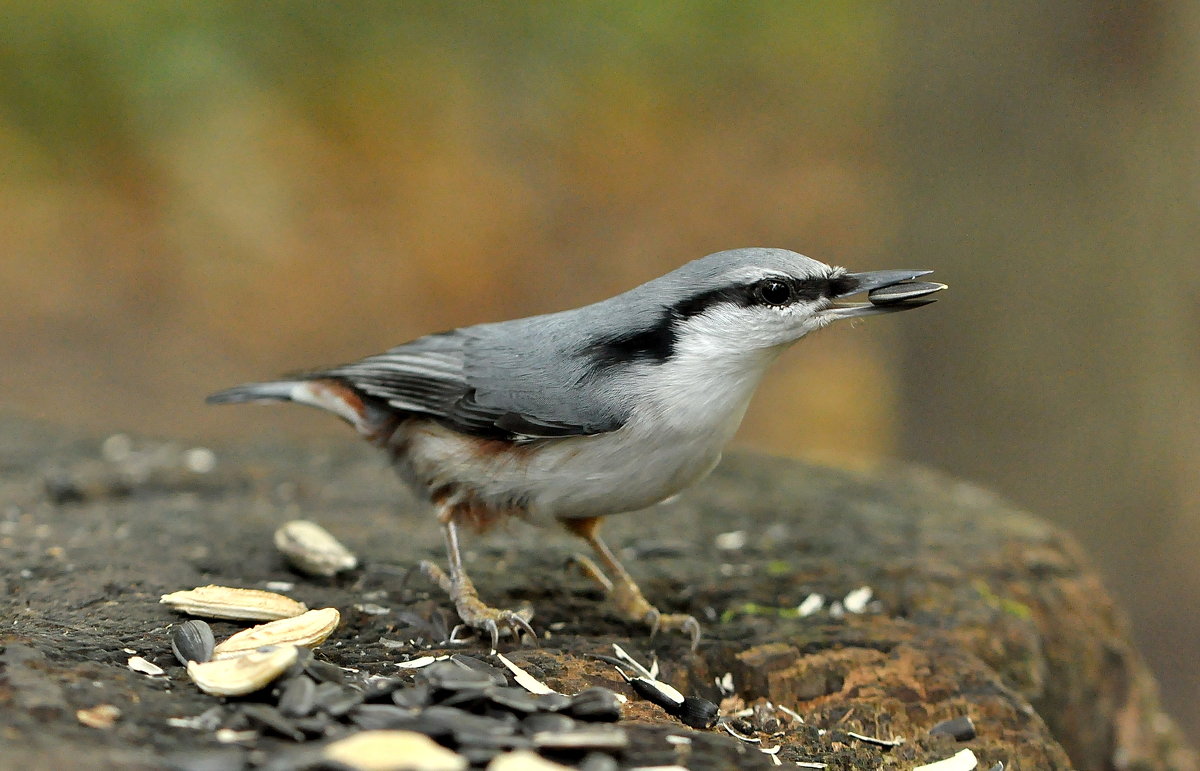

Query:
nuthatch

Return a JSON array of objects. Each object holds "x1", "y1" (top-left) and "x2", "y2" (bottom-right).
[{"x1": 208, "y1": 248, "x2": 944, "y2": 650}]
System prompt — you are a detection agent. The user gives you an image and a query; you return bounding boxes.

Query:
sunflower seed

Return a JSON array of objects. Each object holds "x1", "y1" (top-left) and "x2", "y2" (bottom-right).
[
  {"x1": 676, "y1": 696, "x2": 719, "y2": 729},
  {"x1": 520, "y1": 713, "x2": 576, "y2": 735},
  {"x1": 172, "y1": 620, "x2": 216, "y2": 665},
  {"x1": 239, "y1": 704, "x2": 304, "y2": 742},
  {"x1": 276, "y1": 676, "x2": 317, "y2": 718},
  {"x1": 487, "y1": 750, "x2": 572, "y2": 771},
  {"x1": 304, "y1": 657, "x2": 346, "y2": 684},
  {"x1": 392, "y1": 684, "x2": 433, "y2": 709},
  {"x1": 274, "y1": 520, "x2": 358, "y2": 577},
  {"x1": 929, "y1": 715, "x2": 977, "y2": 741},
  {"x1": 912, "y1": 749, "x2": 978, "y2": 771},
  {"x1": 486, "y1": 687, "x2": 571, "y2": 714},
  {"x1": 349, "y1": 704, "x2": 423, "y2": 731},
  {"x1": 212, "y1": 608, "x2": 339, "y2": 659},
  {"x1": 565, "y1": 688, "x2": 623, "y2": 722},
  {"x1": 419, "y1": 660, "x2": 498, "y2": 691},
  {"x1": 867, "y1": 280, "x2": 947, "y2": 305},
  {"x1": 312, "y1": 681, "x2": 364, "y2": 716},
  {"x1": 322, "y1": 730, "x2": 468, "y2": 771},
  {"x1": 127, "y1": 655, "x2": 165, "y2": 677},
  {"x1": 450, "y1": 654, "x2": 509, "y2": 686},
  {"x1": 531, "y1": 727, "x2": 629, "y2": 751},
  {"x1": 160, "y1": 585, "x2": 308, "y2": 621},
  {"x1": 187, "y1": 645, "x2": 299, "y2": 697}
]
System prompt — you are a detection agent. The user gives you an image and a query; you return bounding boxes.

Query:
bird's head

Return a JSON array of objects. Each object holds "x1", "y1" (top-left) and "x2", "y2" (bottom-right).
[{"x1": 652, "y1": 247, "x2": 943, "y2": 356}]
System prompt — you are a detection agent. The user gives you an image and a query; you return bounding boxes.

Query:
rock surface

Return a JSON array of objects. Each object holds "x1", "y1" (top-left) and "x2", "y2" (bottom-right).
[{"x1": 0, "y1": 415, "x2": 1194, "y2": 770}]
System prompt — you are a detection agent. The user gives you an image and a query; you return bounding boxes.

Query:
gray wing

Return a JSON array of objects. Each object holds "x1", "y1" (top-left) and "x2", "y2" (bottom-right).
[{"x1": 321, "y1": 322, "x2": 628, "y2": 441}]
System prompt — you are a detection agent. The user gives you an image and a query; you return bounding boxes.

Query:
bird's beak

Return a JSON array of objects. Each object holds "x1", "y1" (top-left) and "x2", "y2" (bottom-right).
[{"x1": 823, "y1": 269, "x2": 946, "y2": 320}]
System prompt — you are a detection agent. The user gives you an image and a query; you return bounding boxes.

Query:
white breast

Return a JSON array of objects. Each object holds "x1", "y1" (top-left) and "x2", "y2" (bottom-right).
[{"x1": 394, "y1": 314, "x2": 783, "y2": 524}]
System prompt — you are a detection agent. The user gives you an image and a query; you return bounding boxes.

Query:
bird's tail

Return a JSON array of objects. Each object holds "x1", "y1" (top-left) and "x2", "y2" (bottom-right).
[
  {"x1": 206, "y1": 378, "x2": 371, "y2": 433},
  {"x1": 206, "y1": 381, "x2": 301, "y2": 405}
]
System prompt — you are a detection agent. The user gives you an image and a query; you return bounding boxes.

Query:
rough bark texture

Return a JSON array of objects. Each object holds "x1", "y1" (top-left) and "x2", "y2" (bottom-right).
[{"x1": 0, "y1": 415, "x2": 1194, "y2": 770}]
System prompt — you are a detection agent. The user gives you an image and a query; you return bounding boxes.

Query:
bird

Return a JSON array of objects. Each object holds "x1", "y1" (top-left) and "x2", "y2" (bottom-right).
[{"x1": 207, "y1": 247, "x2": 944, "y2": 651}]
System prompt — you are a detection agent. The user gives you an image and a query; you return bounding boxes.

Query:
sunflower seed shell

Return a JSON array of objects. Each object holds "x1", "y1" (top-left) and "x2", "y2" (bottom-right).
[
  {"x1": 187, "y1": 645, "x2": 299, "y2": 697},
  {"x1": 212, "y1": 607, "x2": 340, "y2": 659},
  {"x1": 274, "y1": 520, "x2": 358, "y2": 577},
  {"x1": 322, "y1": 730, "x2": 468, "y2": 771},
  {"x1": 160, "y1": 585, "x2": 309, "y2": 621}
]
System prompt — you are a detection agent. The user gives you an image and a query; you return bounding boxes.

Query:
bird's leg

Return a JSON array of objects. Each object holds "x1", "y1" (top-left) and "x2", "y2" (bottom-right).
[
  {"x1": 563, "y1": 516, "x2": 701, "y2": 651},
  {"x1": 418, "y1": 512, "x2": 534, "y2": 651}
]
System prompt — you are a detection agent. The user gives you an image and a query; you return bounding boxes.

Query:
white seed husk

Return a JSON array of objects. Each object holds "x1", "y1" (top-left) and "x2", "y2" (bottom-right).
[
  {"x1": 160, "y1": 585, "x2": 308, "y2": 621},
  {"x1": 487, "y1": 750, "x2": 572, "y2": 771},
  {"x1": 274, "y1": 519, "x2": 358, "y2": 577},
  {"x1": 212, "y1": 607, "x2": 340, "y2": 660},
  {"x1": 322, "y1": 730, "x2": 468, "y2": 771},
  {"x1": 187, "y1": 645, "x2": 299, "y2": 696}
]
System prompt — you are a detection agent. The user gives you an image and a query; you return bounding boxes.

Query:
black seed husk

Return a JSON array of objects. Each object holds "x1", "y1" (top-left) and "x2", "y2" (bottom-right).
[
  {"x1": 304, "y1": 658, "x2": 345, "y2": 684},
  {"x1": 391, "y1": 683, "x2": 433, "y2": 709},
  {"x1": 164, "y1": 748, "x2": 248, "y2": 771},
  {"x1": 171, "y1": 620, "x2": 216, "y2": 665},
  {"x1": 578, "y1": 752, "x2": 621, "y2": 771},
  {"x1": 486, "y1": 686, "x2": 571, "y2": 714},
  {"x1": 276, "y1": 676, "x2": 317, "y2": 718},
  {"x1": 676, "y1": 696, "x2": 719, "y2": 729},
  {"x1": 239, "y1": 704, "x2": 304, "y2": 742},
  {"x1": 929, "y1": 715, "x2": 976, "y2": 741},
  {"x1": 630, "y1": 677, "x2": 684, "y2": 709},
  {"x1": 566, "y1": 687, "x2": 624, "y2": 722},
  {"x1": 419, "y1": 660, "x2": 497, "y2": 691},
  {"x1": 450, "y1": 654, "x2": 509, "y2": 686},
  {"x1": 521, "y1": 712, "x2": 576, "y2": 735}
]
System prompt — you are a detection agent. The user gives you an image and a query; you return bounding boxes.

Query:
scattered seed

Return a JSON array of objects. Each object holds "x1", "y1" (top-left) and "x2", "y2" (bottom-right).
[
  {"x1": 397, "y1": 655, "x2": 439, "y2": 670},
  {"x1": 322, "y1": 730, "x2": 468, "y2": 771},
  {"x1": 495, "y1": 653, "x2": 558, "y2": 696},
  {"x1": 913, "y1": 749, "x2": 979, "y2": 771},
  {"x1": 419, "y1": 660, "x2": 500, "y2": 691},
  {"x1": 450, "y1": 654, "x2": 509, "y2": 686},
  {"x1": 929, "y1": 715, "x2": 976, "y2": 741},
  {"x1": 161, "y1": 585, "x2": 308, "y2": 621},
  {"x1": 172, "y1": 620, "x2": 217, "y2": 665},
  {"x1": 127, "y1": 655, "x2": 166, "y2": 677},
  {"x1": 847, "y1": 730, "x2": 904, "y2": 747},
  {"x1": 676, "y1": 697, "x2": 719, "y2": 729},
  {"x1": 76, "y1": 704, "x2": 121, "y2": 729},
  {"x1": 720, "y1": 720, "x2": 760, "y2": 743},
  {"x1": 797, "y1": 593, "x2": 824, "y2": 617},
  {"x1": 392, "y1": 684, "x2": 433, "y2": 709},
  {"x1": 487, "y1": 686, "x2": 572, "y2": 714},
  {"x1": 212, "y1": 608, "x2": 340, "y2": 659},
  {"x1": 312, "y1": 681, "x2": 364, "y2": 717},
  {"x1": 240, "y1": 704, "x2": 304, "y2": 742},
  {"x1": 531, "y1": 727, "x2": 630, "y2": 751},
  {"x1": 165, "y1": 706, "x2": 225, "y2": 732},
  {"x1": 487, "y1": 750, "x2": 572, "y2": 771},
  {"x1": 277, "y1": 676, "x2": 317, "y2": 718},
  {"x1": 304, "y1": 657, "x2": 346, "y2": 684},
  {"x1": 713, "y1": 530, "x2": 748, "y2": 550},
  {"x1": 843, "y1": 586, "x2": 873, "y2": 614},
  {"x1": 565, "y1": 688, "x2": 623, "y2": 722},
  {"x1": 274, "y1": 520, "x2": 358, "y2": 577},
  {"x1": 521, "y1": 713, "x2": 575, "y2": 735},
  {"x1": 188, "y1": 645, "x2": 299, "y2": 697}
]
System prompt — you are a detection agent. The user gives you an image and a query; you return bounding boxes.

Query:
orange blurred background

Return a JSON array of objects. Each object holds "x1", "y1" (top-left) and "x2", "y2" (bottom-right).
[{"x1": 3, "y1": 3, "x2": 1198, "y2": 742}]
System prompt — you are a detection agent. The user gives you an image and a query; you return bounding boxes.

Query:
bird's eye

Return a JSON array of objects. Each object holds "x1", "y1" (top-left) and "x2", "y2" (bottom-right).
[{"x1": 755, "y1": 279, "x2": 793, "y2": 307}]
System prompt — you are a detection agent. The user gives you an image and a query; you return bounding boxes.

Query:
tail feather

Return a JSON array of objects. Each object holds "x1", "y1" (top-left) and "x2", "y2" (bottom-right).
[
  {"x1": 207, "y1": 378, "x2": 371, "y2": 433},
  {"x1": 206, "y1": 381, "x2": 303, "y2": 405}
]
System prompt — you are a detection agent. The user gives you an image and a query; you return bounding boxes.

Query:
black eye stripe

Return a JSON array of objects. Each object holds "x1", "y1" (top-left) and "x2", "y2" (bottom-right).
[{"x1": 671, "y1": 275, "x2": 846, "y2": 319}]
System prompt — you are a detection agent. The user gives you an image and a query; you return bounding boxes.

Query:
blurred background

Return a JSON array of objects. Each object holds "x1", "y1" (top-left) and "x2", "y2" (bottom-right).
[{"x1": 3, "y1": 1, "x2": 1198, "y2": 742}]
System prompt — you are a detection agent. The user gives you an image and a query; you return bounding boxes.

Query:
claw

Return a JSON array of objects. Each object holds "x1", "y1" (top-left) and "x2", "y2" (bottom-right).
[
  {"x1": 483, "y1": 619, "x2": 500, "y2": 654},
  {"x1": 506, "y1": 612, "x2": 538, "y2": 646},
  {"x1": 682, "y1": 616, "x2": 701, "y2": 653}
]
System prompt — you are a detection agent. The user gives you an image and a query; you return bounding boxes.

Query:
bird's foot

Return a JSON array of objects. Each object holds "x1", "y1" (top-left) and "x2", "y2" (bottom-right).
[
  {"x1": 419, "y1": 560, "x2": 536, "y2": 652},
  {"x1": 569, "y1": 553, "x2": 701, "y2": 651}
]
